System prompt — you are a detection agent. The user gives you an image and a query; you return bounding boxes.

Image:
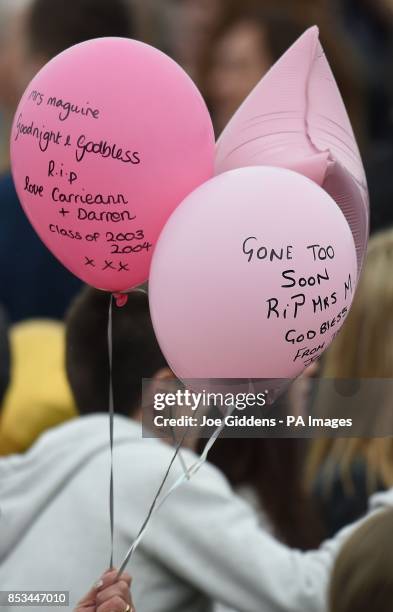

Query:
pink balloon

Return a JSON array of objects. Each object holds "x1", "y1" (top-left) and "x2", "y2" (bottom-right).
[
  {"x1": 149, "y1": 167, "x2": 357, "y2": 381},
  {"x1": 216, "y1": 27, "x2": 369, "y2": 277},
  {"x1": 11, "y1": 38, "x2": 215, "y2": 292}
]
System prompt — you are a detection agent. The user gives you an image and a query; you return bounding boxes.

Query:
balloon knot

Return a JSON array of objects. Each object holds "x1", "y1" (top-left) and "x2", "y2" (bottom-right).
[{"x1": 113, "y1": 293, "x2": 128, "y2": 308}]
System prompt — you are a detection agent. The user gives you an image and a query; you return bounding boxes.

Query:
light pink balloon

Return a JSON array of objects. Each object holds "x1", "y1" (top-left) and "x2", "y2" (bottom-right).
[
  {"x1": 149, "y1": 167, "x2": 357, "y2": 380},
  {"x1": 215, "y1": 27, "x2": 369, "y2": 277},
  {"x1": 11, "y1": 37, "x2": 215, "y2": 292}
]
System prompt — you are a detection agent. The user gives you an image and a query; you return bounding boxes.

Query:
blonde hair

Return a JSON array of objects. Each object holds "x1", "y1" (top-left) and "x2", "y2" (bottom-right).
[
  {"x1": 306, "y1": 228, "x2": 393, "y2": 494},
  {"x1": 329, "y1": 510, "x2": 393, "y2": 612}
]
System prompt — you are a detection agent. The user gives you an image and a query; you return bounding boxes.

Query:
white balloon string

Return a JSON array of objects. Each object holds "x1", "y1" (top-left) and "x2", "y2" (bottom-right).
[
  {"x1": 108, "y1": 285, "x2": 148, "y2": 570},
  {"x1": 117, "y1": 433, "x2": 185, "y2": 576},
  {"x1": 108, "y1": 295, "x2": 115, "y2": 569},
  {"x1": 117, "y1": 403, "x2": 234, "y2": 574},
  {"x1": 155, "y1": 404, "x2": 234, "y2": 508},
  {"x1": 169, "y1": 403, "x2": 191, "y2": 479}
]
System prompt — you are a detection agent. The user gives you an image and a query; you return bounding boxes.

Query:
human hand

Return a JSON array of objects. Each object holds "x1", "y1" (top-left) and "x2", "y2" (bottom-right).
[{"x1": 75, "y1": 569, "x2": 133, "y2": 612}]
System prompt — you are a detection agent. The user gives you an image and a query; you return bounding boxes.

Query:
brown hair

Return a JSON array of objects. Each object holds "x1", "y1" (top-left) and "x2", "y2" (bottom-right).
[
  {"x1": 198, "y1": 5, "x2": 304, "y2": 94},
  {"x1": 26, "y1": 0, "x2": 134, "y2": 60},
  {"x1": 199, "y1": 436, "x2": 324, "y2": 549},
  {"x1": 66, "y1": 287, "x2": 166, "y2": 417},
  {"x1": 329, "y1": 510, "x2": 393, "y2": 612}
]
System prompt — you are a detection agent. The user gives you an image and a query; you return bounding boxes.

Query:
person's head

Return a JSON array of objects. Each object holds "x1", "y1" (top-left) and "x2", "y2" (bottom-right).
[
  {"x1": 203, "y1": 8, "x2": 305, "y2": 134},
  {"x1": 306, "y1": 228, "x2": 393, "y2": 493},
  {"x1": 0, "y1": 306, "x2": 10, "y2": 408},
  {"x1": 197, "y1": 433, "x2": 324, "y2": 549},
  {"x1": 1, "y1": 0, "x2": 135, "y2": 113},
  {"x1": 360, "y1": 0, "x2": 393, "y2": 24},
  {"x1": 174, "y1": 0, "x2": 225, "y2": 35},
  {"x1": 0, "y1": 0, "x2": 31, "y2": 113},
  {"x1": 166, "y1": 0, "x2": 244, "y2": 81},
  {"x1": 65, "y1": 287, "x2": 168, "y2": 418},
  {"x1": 202, "y1": 4, "x2": 364, "y2": 141},
  {"x1": 329, "y1": 509, "x2": 393, "y2": 612},
  {"x1": 198, "y1": 381, "x2": 325, "y2": 550}
]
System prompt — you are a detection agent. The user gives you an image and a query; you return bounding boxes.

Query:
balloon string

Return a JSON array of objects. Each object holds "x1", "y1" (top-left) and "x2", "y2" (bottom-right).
[
  {"x1": 117, "y1": 404, "x2": 234, "y2": 575},
  {"x1": 108, "y1": 286, "x2": 148, "y2": 571},
  {"x1": 117, "y1": 433, "x2": 186, "y2": 576},
  {"x1": 154, "y1": 404, "x2": 233, "y2": 508},
  {"x1": 169, "y1": 403, "x2": 190, "y2": 479},
  {"x1": 108, "y1": 294, "x2": 115, "y2": 569}
]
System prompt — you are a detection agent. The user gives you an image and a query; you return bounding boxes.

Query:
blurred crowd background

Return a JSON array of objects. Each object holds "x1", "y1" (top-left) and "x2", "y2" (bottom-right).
[
  {"x1": 0, "y1": 0, "x2": 393, "y2": 599},
  {"x1": 1, "y1": 0, "x2": 393, "y2": 322}
]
